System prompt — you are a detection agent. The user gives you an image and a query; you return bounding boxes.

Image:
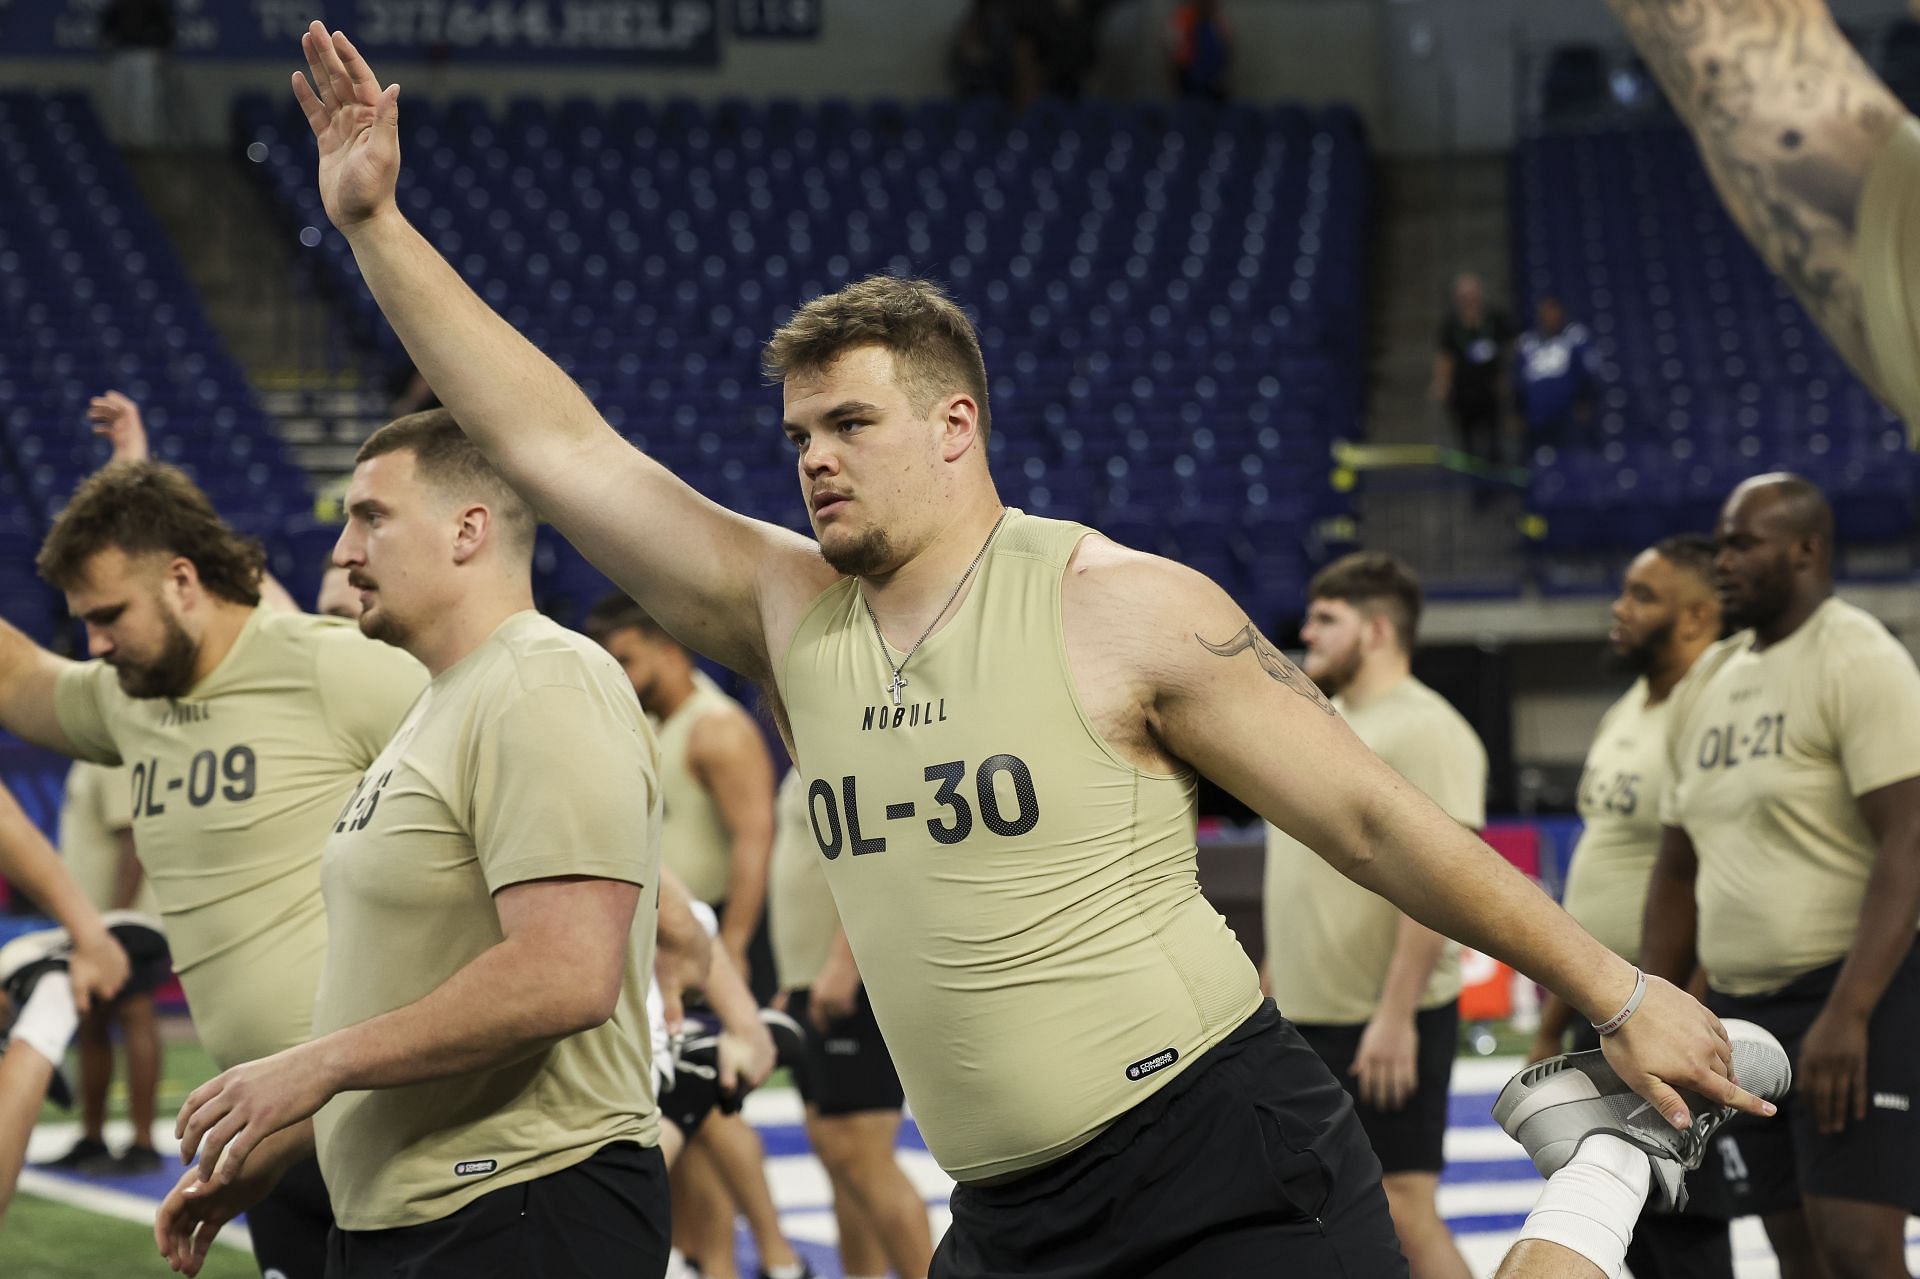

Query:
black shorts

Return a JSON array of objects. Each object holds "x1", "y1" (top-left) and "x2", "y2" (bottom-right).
[
  {"x1": 248, "y1": 1155, "x2": 333, "y2": 1279},
  {"x1": 117, "y1": 952, "x2": 171, "y2": 1000},
  {"x1": 1296, "y1": 1000, "x2": 1458, "y2": 1176},
  {"x1": 323, "y1": 1141, "x2": 671, "y2": 1279},
  {"x1": 784, "y1": 987, "x2": 906, "y2": 1117},
  {"x1": 930, "y1": 1001, "x2": 1406, "y2": 1279},
  {"x1": 1705, "y1": 935, "x2": 1920, "y2": 1216}
]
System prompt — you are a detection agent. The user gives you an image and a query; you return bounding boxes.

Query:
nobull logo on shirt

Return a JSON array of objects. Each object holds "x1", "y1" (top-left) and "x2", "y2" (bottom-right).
[
  {"x1": 453, "y1": 1159, "x2": 498, "y2": 1178},
  {"x1": 860, "y1": 699, "x2": 950, "y2": 731}
]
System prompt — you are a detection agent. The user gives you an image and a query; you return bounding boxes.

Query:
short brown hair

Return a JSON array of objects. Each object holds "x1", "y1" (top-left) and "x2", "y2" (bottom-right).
[
  {"x1": 356, "y1": 409, "x2": 537, "y2": 553},
  {"x1": 762, "y1": 275, "x2": 992, "y2": 440},
  {"x1": 37, "y1": 461, "x2": 266, "y2": 604},
  {"x1": 1308, "y1": 552, "x2": 1424, "y2": 654}
]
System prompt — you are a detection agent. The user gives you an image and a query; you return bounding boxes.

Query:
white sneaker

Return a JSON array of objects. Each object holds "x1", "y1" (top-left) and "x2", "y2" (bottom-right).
[{"x1": 1493, "y1": 1019, "x2": 1791, "y2": 1210}]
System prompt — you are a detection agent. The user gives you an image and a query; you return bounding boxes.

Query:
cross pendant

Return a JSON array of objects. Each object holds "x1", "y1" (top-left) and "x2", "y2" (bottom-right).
[{"x1": 887, "y1": 671, "x2": 908, "y2": 707}]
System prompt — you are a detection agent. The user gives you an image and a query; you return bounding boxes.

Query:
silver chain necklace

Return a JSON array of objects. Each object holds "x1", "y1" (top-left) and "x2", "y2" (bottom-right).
[{"x1": 861, "y1": 508, "x2": 1009, "y2": 707}]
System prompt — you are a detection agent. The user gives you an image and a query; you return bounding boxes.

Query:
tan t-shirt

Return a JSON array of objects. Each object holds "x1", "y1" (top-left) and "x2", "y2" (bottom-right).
[
  {"x1": 1664, "y1": 600, "x2": 1920, "y2": 995},
  {"x1": 1562, "y1": 680, "x2": 1670, "y2": 962},
  {"x1": 52, "y1": 607, "x2": 426, "y2": 1068},
  {"x1": 776, "y1": 512, "x2": 1262, "y2": 1183},
  {"x1": 58, "y1": 761, "x2": 156, "y2": 917},
  {"x1": 769, "y1": 767, "x2": 839, "y2": 991},
  {"x1": 311, "y1": 611, "x2": 662, "y2": 1231},
  {"x1": 657, "y1": 671, "x2": 741, "y2": 906},
  {"x1": 1858, "y1": 115, "x2": 1920, "y2": 442},
  {"x1": 1265, "y1": 677, "x2": 1487, "y2": 1026}
]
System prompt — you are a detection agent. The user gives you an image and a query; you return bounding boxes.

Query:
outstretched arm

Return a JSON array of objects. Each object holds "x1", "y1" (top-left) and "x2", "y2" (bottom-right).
[
  {"x1": 1077, "y1": 544, "x2": 1770, "y2": 1129},
  {"x1": 1609, "y1": 0, "x2": 1902, "y2": 391},
  {"x1": 292, "y1": 24, "x2": 833, "y2": 679}
]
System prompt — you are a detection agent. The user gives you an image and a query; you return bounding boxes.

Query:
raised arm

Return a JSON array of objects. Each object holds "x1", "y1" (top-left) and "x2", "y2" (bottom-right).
[
  {"x1": 1084, "y1": 547, "x2": 1769, "y2": 1128},
  {"x1": 293, "y1": 24, "x2": 832, "y2": 678},
  {"x1": 1608, "y1": 0, "x2": 1902, "y2": 392}
]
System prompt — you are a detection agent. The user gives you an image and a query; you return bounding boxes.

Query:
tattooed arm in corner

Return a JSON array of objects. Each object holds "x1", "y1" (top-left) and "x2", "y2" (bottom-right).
[
  {"x1": 1058, "y1": 534, "x2": 1769, "y2": 1127},
  {"x1": 1609, "y1": 0, "x2": 1901, "y2": 391}
]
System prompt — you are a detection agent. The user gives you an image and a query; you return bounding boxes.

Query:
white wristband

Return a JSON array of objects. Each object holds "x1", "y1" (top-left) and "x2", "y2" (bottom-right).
[{"x1": 1591, "y1": 968, "x2": 1647, "y2": 1037}]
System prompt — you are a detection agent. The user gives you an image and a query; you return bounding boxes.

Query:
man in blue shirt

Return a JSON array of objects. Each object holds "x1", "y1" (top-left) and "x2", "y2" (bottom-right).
[{"x1": 1516, "y1": 297, "x2": 1598, "y2": 450}]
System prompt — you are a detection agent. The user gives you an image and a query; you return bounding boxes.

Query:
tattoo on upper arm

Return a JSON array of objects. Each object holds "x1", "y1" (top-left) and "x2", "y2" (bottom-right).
[
  {"x1": 1196, "y1": 625, "x2": 1337, "y2": 716},
  {"x1": 1608, "y1": 0, "x2": 1900, "y2": 384}
]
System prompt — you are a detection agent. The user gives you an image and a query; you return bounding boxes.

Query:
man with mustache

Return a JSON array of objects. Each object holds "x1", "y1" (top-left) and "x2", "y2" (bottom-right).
[
  {"x1": 296, "y1": 24, "x2": 1773, "y2": 1276},
  {"x1": 159, "y1": 410, "x2": 673, "y2": 1279},
  {"x1": 0, "y1": 458, "x2": 427, "y2": 1278},
  {"x1": 1531, "y1": 535, "x2": 1737, "y2": 1279},
  {"x1": 1646, "y1": 475, "x2": 1920, "y2": 1279}
]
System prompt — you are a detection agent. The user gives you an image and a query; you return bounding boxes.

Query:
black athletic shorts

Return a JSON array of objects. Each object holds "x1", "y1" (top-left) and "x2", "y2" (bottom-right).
[
  {"x1": 1566, "y1": 1023, "x2": 1737, "y2": 1279},
  {"x1": 930, "y1": 1001, "x2": 1406, "y2": 1279},
  {"x1": 1296, "y1": 1000, "x2": 1459, "y2": 1176},
  {"x1": 247, "y1": 1155, "x2": 333, "y2": 1279},
  {"x1": 1705, "y1": 934, "x2": 1920, "y2": 1217},
  {"x1": 784, "y1": 987, "x2": 906, "y2": 1117},
  {"x1": 323, "y1": 1141, "x2": 671, "y2": 1279}
]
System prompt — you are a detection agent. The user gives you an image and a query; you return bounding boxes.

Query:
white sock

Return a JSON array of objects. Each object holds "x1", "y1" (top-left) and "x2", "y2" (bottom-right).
[
  {"x1": 763, "y1": 1265, "x2": 806, "y2": 1279},
  {"x1": 1516, "y1": 1134, "x2": 1651, "y2": 1279},
  {"x1": 10, "y1": 972, "x2": 79, "y2": 1067}
]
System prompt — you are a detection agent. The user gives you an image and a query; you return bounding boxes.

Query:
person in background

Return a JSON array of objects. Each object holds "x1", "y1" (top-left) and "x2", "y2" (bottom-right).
[
  {"x1": 35, "y1": 760, "x2": 165, "y2": 1175},
  {"x1": 1169, "y1": 0, "x2": 1232, "y2": 101},
  {"x1": 1432, "y1": 272, "x2": 1516, "y2": 465},
  {"x1": 1516, "y1": 296, "x2": 1600, "y2": 452},
  {"x1": 98, "y1": 0, "x2": 174, "y2": 149},
  {"x1": 1265, "y1": 552, "x2": 1488, "y2": 1279},
  {"x1": 1530, "y1": 535, "x2": 1735, "y2": 1279}
]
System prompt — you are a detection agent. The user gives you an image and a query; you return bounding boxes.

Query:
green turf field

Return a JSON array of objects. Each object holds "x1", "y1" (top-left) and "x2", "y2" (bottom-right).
[
  {"x1": 3, "y1": 1193, "x2": 259, "y2": 1278},
  {"x1": 10, "y1": 1028, "x2": 238, "y2": 1277}
]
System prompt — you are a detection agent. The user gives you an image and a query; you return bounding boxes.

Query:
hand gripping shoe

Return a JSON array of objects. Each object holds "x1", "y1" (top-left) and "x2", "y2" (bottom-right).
[{"x1": 1493, "y1": 1019, "x2": 1792, "y2": 1211}]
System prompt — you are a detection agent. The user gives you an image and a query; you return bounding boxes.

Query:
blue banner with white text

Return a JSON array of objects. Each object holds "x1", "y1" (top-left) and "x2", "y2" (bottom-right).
[{"x1": 0, "y1": 0, "x2": 721, "y2": 66}]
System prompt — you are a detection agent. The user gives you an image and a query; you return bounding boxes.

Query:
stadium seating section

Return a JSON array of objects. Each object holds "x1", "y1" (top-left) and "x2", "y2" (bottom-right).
[
  {"x1": 1515, "y1": 126, "x2": 1913, "y2": 577},
  {"x1": 235, "y1": 92, "x2": 1370, "y2": 629},
  {"x1": 0, "y1": 92, "x2": 321, "y2": 641}
]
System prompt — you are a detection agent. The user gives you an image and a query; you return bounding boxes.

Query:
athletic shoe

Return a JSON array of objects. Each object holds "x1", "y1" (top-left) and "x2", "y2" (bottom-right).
[
  {"x1": 0, "y1": 925, "x2": 76, "y2": 1110},
  {"x1": 661, "y1": 1015, "x2": 728, "y2": 1136},
  {"x1": 115, "y1": 1144, "x2": 164, "y2": 1175},
  {"x1": 35, "y1": 1135, "x2": 111, "y2": 1172},
  {"x1": 1493, "y1": 1018, "x2": 1792, "y2": 1210},
  {"x1": 0, "y1": 913, "x2": 168, "y2": 1009},
  {"x1": 0, "y1": 925, "x2": 72, "y2": 1010}
]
